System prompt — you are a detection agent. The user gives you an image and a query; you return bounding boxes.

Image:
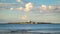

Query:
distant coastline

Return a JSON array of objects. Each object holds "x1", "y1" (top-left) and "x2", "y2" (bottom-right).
[
  {"x1": 0, "y1": 21, "x2": 59, "y2": 24},
  {"x1": 7, "y1": 21, "x2": 53, "y2": 24}
]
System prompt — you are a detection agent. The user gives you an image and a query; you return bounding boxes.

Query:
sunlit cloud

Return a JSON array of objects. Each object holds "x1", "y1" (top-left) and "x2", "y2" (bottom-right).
[
  {"x1": 48, "y1": 6, "x2": 52, "y2": 10},
  {"x1": 10, "y1": 8, "x2": 14, "y2": 10},
  {"x1": 40, "y1": 5, "x2": 47, "y2": 11},
  {"x1": 25, "y1": 2, "x2": 33, "y2": 8},
  {"x1": 17, "y1": 7, "x2": 23, "y2": 10},
  {"x1": 48, "y1": 6, "x2": 55, "y2": 10},
  {"x1": 24, "y1": 2, "x2": 33, "y2": 12},
  {"x1": 24, "y1": 7, "x2": 31, "y2": 11},
  {"x1": 16, "y1": 0, "x2": 22, "y2": 2}
]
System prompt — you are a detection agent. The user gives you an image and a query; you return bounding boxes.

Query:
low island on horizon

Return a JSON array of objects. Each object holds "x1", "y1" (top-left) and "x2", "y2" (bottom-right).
[{"x1": 7, "y1": 21, "x2": 57, "y2": 24}]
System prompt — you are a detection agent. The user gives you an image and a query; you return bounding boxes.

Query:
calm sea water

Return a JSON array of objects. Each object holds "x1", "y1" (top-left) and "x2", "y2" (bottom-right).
[{"x1": 0, "y1": 24, "x2": 60, "y2": 34}]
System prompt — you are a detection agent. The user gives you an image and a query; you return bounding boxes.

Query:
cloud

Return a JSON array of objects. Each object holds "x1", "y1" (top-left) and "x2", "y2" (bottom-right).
[
  {"x1": 21, "y1": 15, "x2": 28, "y2": 20},
  {"x1": 10, "y1": 8, "x2": 14, "y2": 10},
  {"x1": 10, "y1": 7, "x2": 24, "y2": 10},
  {"x1": 0, "y1": 3, "x2": 24, "y2": 10},
  {"x1": 40, "y1": 5, "x2": 60, "y2": 11},
  {"x1": 0, "y1": 3, "x2": 17, "y2": 6},
  {"x1": 48, "y1": 5, "x2": 55, "y2": 10},
  {"x1": 16, "y1": 0, "x2": 22, "y2": 2},
  {"x1": 48, "y1": 6, "x2": 52, "y2": 10},
  {"x1": 40, "y1": 5, "x2": 47, "y2": 11},
  {"x1": 0, "y1": 3, "x2": 60, "y2": 13},
  {"x1": 17, "y1": 7, "x2": 23, "y2": 10},
  {"x1": 24, "y1": 2, "x2": 33, "y2": 12},
  {"x1": 0, "y1": 3, "x2": 16, "y2": 10},
  {"x1": 58, "y1": 6, "x2": 60, "y2": 9}
]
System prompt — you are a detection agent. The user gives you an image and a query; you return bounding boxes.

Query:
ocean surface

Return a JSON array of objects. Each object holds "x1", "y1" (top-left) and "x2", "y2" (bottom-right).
[{"x1": 0, "y1": 24, "x2": 60, "y2": 34}]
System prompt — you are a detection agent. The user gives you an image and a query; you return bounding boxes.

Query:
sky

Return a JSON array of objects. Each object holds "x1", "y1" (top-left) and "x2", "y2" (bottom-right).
[{"x1": 0, "y1": 0, "x2": 60, "y2": 23}]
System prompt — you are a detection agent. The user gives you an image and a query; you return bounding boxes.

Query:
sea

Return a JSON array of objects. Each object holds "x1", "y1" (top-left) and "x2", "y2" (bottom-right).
[{"x1": 0, "y1": 24, "x2": 60, "y2": 34}]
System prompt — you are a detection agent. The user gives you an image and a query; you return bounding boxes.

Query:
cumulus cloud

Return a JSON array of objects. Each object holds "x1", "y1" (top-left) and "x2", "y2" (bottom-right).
[
  {"x1": 40, "y1": 5, "x2": 47, "y2": 11},
  {"x1": 24, "y1": 2, "x2": 33, "y2": 12}
]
